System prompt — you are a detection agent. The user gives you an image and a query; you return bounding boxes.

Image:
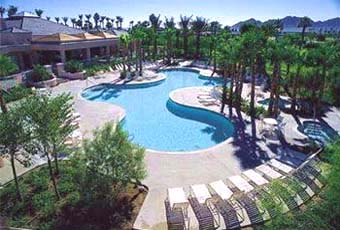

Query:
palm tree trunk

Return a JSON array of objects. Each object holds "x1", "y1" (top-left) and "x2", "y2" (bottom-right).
[
  {"x1": 46, "y1": 152, "x2": 60, "y2": 200},
  {"x1": 53, "y1": 144, "x2": 59, "y2": 176},
  {"x1": 10, "y1": 151, "x2": 22, "y2": 201},
  {"x1": 195, "y1": 34, "x2": 200, "y2": 60},
  {"x1": 318, "y1": 64, "x2": 326, "y2": 105},
  {"x1": 0, "y1": 85, "x2": 8, "y2": 113},
  {"x1": 184, "y1": 32, "x2": 188, "y2": 58},
  {"x1": 153, "y1": 32, "x2": 157, "y2": 60},
  {"x1": 268, "y1": 61, "x2": 279, "y2": 116},
  {"x1": 250, "y1": 61, "x2": 256, "y2": 117},
  {"x1": 290, "y1": 65, "x2": 301, "y2": 114},
  {"x1": 139, "y1": 43, "x2": 143, "y2": 76},
  {"x1": 220, "y1": 65, "x2": 228, "y2": 113},
  {"x1": 273, "y1": 63, "x2": 281, "y2": 117},
  {"x1": 228, "y1": 64, "x2": 236, "y2": 107}
]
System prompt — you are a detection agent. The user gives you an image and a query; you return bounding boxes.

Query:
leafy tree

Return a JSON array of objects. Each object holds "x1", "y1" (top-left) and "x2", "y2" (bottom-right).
[
  {"x1": 81, "y1": 122, "x2": 147, "y2": 196},
  {"x1": 0, "y1": 54, "x2": 18, "y2": 113},
  {"x1": 0, "y1": 106, "x2": 28, "y2": 201},
  {"x1": 22, "y1": 94, "x2": 76, "y2": 200}
]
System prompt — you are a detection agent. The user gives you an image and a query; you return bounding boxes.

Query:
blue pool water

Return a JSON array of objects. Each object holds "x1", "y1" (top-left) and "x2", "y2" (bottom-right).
[{"x1": 82, "y1": 69, "x2": 234, "y2": 152}]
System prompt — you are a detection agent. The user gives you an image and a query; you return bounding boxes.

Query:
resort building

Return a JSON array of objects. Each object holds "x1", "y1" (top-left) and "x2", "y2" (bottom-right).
[{"x1": 0, "y1": 11, "x2": 120, "y2": 70}]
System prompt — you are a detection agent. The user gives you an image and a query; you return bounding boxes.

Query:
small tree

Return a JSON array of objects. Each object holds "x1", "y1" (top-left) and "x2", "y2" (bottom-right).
[
  {"x1": 0, "y1": 54, "x2": 19, "y2": 113},
  {"x1": 0, "y1": 106, "x2": 28, "y2": 201},
  {"x1": 22, "y1": 94, "x2": 76, "y2": 200},
  {"x1": 82, "y1": 122, "x2": 147, "y2": 197}
]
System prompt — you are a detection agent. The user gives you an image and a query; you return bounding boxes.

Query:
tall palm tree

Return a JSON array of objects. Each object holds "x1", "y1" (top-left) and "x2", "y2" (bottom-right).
[
  {"x1": 298, "y1": 16, "x2": 313, "y2": 46},
  {"x1": 93, "y1": 13, "x2": 100, "y2": 29},
  {"x1": 71, "y1": 18, "x2": 77, "y2": 28},
  {"x1": 46, "y1": 16, "x2": 51, "y2": 21},
  {"x1": 35, "y1": 8, "x2": 43, "y2": 17},
  {"x1": 85, "y1": 14, "x2": 92, "y2": 30},
  {"x1": 129, "y1": 20, "x2": 134, "y2": 28},
  {"x1": 209, "y1": 21, "x2": 222, "y2": 75},
  {"x1": 62, "y1": 17, "x2": 68, "y2": 26},
  {"x1": 100, "y1": 16, "x2": 106, "y2": 29},
  {"x1": 149, "y1": 14, "x2": 162, "y2": 60},
  {"x1": 78, "y1": 14, "x2": 83, "y2": 28},
  {"x1": 7, "y1": 5, "x2": 18, "y2": 17},
  {"x1": 55, "y1": 17, "x2": 60, "y2": 24},
  {"x1": 179, "y1": 15, "x2": 192, "y2": 58},
  {"x1": 120, "y1": 34, "x2": 131, "y2": 73},
  {"x1": 116, "y1": 16, "x2": 123, "y2": 29},
  {"x1": 191, "y1": 17, "x2": 208, "y2": 60},
  {"x1": 0, "y1": 6, "x2": 6, "y2": 18},
  {"x1": 164, "y1": 17, "x2": 176, "y2": 64}
]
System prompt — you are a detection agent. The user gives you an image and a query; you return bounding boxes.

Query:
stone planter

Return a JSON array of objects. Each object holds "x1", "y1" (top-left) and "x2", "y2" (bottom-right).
[
  {"x1": 30, "y1": 76, "x2": 58, "y2": 88},
  {"x1": 0, "y1": 157, "x2": 5, "y2": 168},
  {"x1": 61, "y1": 71, "x2": 85, "y2": 80},
  {"x1": 0, "y1": 73, "x2": 23, "y2": 90}
]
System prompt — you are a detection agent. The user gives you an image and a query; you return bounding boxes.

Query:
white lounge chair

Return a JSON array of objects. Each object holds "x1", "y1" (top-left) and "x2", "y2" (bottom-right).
[
  {"x1": 229, "y1": 175, "x2": 254, "y2": 192},
  {"x1": 243, "y1": 169, "x2": 269, "y2": 186},
  {"x1": 255, "y1": 164, "x2": 282, "y2": 180},
  {"x1": 268, "y1": 159, "x2": 294, "y2": 174}
]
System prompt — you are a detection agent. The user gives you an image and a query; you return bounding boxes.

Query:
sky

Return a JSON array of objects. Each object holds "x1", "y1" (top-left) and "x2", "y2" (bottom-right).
[{"x1": 1, "y1": 0, "x2": 340, "y2": 27}]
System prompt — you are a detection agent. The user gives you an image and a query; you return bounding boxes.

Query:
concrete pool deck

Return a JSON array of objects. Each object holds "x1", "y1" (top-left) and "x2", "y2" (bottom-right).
[{"x1": 51, "y1": 70, "x2": 340, "y2": 229}]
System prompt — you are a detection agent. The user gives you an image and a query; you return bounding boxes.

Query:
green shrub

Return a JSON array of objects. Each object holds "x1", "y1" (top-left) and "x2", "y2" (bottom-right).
[
  {"x1": 0, "y1": 54, "x2": 18, "y2": 77},
  {"x1": 32, "y1": 191, "x2": 56, "y2": 216},
  {"x1": 3, "y1": 85, "x2": 33, "y2": 103},
  {"x1": 31, "y1": 65, "x2": 53, "y2": 82},
  {"x1": 65, "y1": 60, "x2": 84, "y2": 73}
]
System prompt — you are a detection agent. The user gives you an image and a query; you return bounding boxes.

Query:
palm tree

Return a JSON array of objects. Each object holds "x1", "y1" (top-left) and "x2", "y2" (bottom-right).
[
  {"x1": 129, "y1": 20, "x2": 134, "y2": 28},
  {"x1": 179, "y1": 15, "x2": 192, "y2": 58},
  {"x1": 85, "y1": 14, "x2": 92, "y2": 30},
  {"x1": 298, "y1": 16, "x2": 313, "y2": 46},
  {"x1": 164, "y1": 17, "x2": 176, "y2": 64},
  {"x1": 100, "y1": 16, "x2": 106, "y2": 29},
  {"x1": 0, "y1": 6, "x2": 6, "y2": 18},
  {"x1": 149, "y1": 14, "x2": 162, "y2": 60},
  {"x1": 191, "y1": 17, "x2": 208, "y2": 60},
  {"x1": 209, "y1": 21, "x2": 222, "y2": 75},
  {"x1": 70, "y1": 18, "x2": 76, "y2": 28},
  {"x1": 116, "y1": 16, "x2": 123, "y2": 29},
  {"x1": 93, "y1": 13, "x2": 100, "y2": 29},
  {"x1": 55, "y1": 17, "x2": 60, "y2": 24},
  {"x1": 35, "y1": 8, "x2": 43, "y2": 17},
  {"x1": 62, "y1": 17, "x2": 68, "y2": 26},
  {"x1": 7, "y1": 5, "x2": 18, "y2": 17},
  {"x1": 120, "y1": 34, "x2": 131, "y2": 73},
  {"x1": 46, "y1": 16, "x2": 51, "y2": 21}
]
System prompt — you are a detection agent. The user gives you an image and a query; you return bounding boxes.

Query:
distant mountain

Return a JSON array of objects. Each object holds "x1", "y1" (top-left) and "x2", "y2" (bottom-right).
[
  {"x1": 231, "y1": 16, "x2": 340, "y2": 31},
  {"x1": 231, "y1": 18, "x2": 262, "y2": 30}
]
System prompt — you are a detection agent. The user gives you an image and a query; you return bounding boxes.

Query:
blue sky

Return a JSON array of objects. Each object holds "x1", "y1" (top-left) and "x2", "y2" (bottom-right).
[{"x1": 2, "y1": 0, "x2": 340, "y2": 26}]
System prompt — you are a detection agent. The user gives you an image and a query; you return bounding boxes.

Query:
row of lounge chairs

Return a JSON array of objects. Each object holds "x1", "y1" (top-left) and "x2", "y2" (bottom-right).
[
  {"x1": 165, "y1": 156, "x2": 325, "y2": 230},
  {"x1": 197, "y1": 88, "x2": 220, "y2": 107}
]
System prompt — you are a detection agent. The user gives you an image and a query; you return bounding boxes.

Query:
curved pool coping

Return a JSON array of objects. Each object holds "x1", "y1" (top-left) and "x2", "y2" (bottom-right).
[
  {"x1": 160, "y1": 66, "x2": 221, "y2": 79},
  {"x1": 81, "y1": 67, "x2": 233, "y2": 154}
]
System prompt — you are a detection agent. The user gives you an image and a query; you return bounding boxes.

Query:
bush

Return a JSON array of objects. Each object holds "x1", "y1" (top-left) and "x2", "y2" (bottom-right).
[
  {"x1": 65, "y1": 60, "x2": 84, "y2": 73},
  {"x1": 0, "y1": 54, "x2": 18, "y2": 77},
  {"x1": 3, "y1": 85, "x2": 33, "y2": 103},
  {"x1": 31, "y1": 65, "x2": 53, "y2": 82}
]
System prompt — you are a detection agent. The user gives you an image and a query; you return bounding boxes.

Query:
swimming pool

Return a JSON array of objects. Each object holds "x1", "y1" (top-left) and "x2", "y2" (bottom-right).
[
  {"x1": 298, "y1": 121, "x2": 339, "y2": 145},
  {"x1": 82, "y1": 69, "x2": 234, "y2": 152}
]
